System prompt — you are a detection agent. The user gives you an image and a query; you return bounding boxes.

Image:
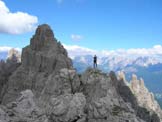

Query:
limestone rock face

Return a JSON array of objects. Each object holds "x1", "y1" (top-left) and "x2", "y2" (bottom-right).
[
  {"x1": 80, "y1": 69, "x2": 145, "y2": 122},
  {"x1": 39, "y1": 68, "x2": 81, "y2": 105},
  {"x1": 130, "y1": 74, "x2": 162, "y2": 121},
  {"x1": 30, "y1": 24, "x2": 55, "y2": 51},
  {"x1": 117, "y1": 71, "x2": 126, "y2": 81},
  {"x1": 47, "y1": 93, "x2": 86, "y2": 122},
  {"x1": 0, "y1": 69, "x2": 145, "y2": 122},
  {"x1": 22, "y1": 24, "x2": 72, "y2": 73},
  {"x1": 0, "y1": 89, "x2": 86, "y2": 122},
  {"x1": 2, "y1": 24, "x2": 72, "y2": 104},
  {"x1": 0, "y1": 67, "x2": 161, "y2": 122},
  {"x1": 0, "y1": 50, "x2": 20, "y2": 103},
  {"x1": 0, "y1": 90, "x2": 47, "y2": 122}
]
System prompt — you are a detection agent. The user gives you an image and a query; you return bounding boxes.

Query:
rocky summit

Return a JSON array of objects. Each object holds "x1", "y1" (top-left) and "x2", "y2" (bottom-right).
[
  {"x1": 1, "y1": 24, "x2": 72, "y2": 104},
  {"x1": 0, "y1": 24, "x2": 162, "y2": 122}
]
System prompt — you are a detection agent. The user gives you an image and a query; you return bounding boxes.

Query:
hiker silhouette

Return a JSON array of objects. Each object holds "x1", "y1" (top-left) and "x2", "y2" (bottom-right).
[{"x1": 93, "y1": 55, "x2": 97, "y2": 68}]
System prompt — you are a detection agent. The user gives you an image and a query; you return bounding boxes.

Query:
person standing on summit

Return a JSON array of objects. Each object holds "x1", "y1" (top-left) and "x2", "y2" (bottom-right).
[{"x1": 93, "y1": 55, "x2": 97, "y2": 68}]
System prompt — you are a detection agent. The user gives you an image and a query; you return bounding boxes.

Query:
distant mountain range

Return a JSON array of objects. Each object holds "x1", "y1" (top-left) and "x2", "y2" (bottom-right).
[
  {"x1": 72, "y1": 55, "x2": 162, "y2": 102},
  {"x1": 73, "y1": 55, "x2": 162, "y2": 72}
]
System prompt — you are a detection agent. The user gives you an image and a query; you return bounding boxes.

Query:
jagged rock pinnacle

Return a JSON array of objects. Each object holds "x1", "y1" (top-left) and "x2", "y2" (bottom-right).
[
  {"x1": 117, "y1": 71, "x2": 126, "y2": 81},
  {"x1": 132, "y1": 74, "x2": 137, "y2": 81},
  {"x1": 130, "y1": 74, "x2": 162, "y2": 120},
  {"x1": 2, "y1": 24, "x2": 72, "y2": 104},
  {"x1": 21, "y1": 24, "x2": 72, "y2": 73},
  {"x1": 36, "y1": 24, "x2": 54, "y2": 36},
  {"x1": 30, "y1": 24, "x2": 56, "y2": 51}
]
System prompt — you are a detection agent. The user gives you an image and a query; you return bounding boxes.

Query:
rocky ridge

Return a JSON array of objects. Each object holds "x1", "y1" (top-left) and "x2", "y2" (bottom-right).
[
  {"x1": 1, "y1": 24, "x2": 72, "y2": 104},
  {"x1": 130, "y1": 74, "x2": 162, "y2": 120},
  {"x1": 118, "y1": 71, "x2": 162, "y2": 121},
  {"x1": 0, "y1": 24, "x2": 161, "y2": 122},
  {"x1": 0, "y1": 49, "x2": 20, "y2": 103}
]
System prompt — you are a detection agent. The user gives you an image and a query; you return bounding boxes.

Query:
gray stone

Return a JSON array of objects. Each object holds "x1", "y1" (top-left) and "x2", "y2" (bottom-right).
[
  {"x1": 47, "y1": 93, "x2": 86, "y2": 122},
  {"x1": 0, "y1": 89, "x2": 46, "y2": 122},
  {"x1": 2, "y1": 24, "x2": 72, "y2": 104},
  {"x1": 130, "y1": 74, "x2": 162, "y2": 121}
]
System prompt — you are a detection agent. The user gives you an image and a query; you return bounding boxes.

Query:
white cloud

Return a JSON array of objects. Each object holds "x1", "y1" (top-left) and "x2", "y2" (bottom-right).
[
  {"x1": 63, "y1": 44, "x2": 96, "y2": 59},
  {"x1": 0, "y1": 0, "x2": 38, "y2": 34},
  {"x1": 71, "y1": 34, "x2": 83, "y2": 41},
  {"x1": 0, "y1": 46, "x2": 12, "y2": 52},
  {"x1": 0, "y1": 46, "x2": 21, "y2": 52},
  {"x1": 63, "y1": 44, "x2": 162, "y2": 58},
  {"x1": 153, "y1": 45, "x2": 162, "y2": 49}
]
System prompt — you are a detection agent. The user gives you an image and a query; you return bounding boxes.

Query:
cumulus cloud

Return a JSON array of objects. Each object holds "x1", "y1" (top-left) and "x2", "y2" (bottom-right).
[
  {"x1": 0, "y1": 46, "x2": 12, "y2": 52},
  {"x1": 0, "y1": 0, "x2": 38, "y2": 34},
  {"x1": 63, "y1": 44, "x2": 162, "y2": 58},
  {"x1": 0, "y1": 46, "x2": 21, "y2": 52},
  {"x1": 153, "y1": 45, "x2": 162, "y2": 49},
  {"x1": 63, "y1": 44, "x2": 96, "y2": 59},
  {"x1": 71, "y1": 34, "x2": 83, "y2": 41}
]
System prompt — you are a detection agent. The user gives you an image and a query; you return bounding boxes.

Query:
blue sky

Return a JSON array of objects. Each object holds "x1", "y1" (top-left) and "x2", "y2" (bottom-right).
[{"x1": 0, "y1": 0, "x2": 162, "y2": 50}]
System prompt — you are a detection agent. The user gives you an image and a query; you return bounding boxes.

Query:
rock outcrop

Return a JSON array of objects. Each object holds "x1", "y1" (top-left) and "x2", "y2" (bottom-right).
[
  {"x1": 117, "y1": 71, "x2": 162, "y2": 121},
  {"x1": 0, "y1": 69, "x2": 144, "y2": 122},
  {"x1": 130, "y1": 74, "x2": 162, "y2": 121},
  {"x1": 47, "y1": 92, "x2": 86, "y2": 122},
  {"x1": 1, "y1": 24, "x2": 72, "y2": 104},
  {"x1": 80, "y1": 69, "x2": 145, "y2": 122},
  {"x1": 0, "y1": 50, "x2": 21, "y2": 103},
  {"x1": 7, "y1": 48, "x2": 21, "y2": 62},
  {"x1": 22, "y1": 24, "x2": 72, "y2": 73},
  {"x1": 0, "y1": 90, "x2": 45, "y2": 122},
  {"x1": 0, "y1": 89, "x2": 86, "y2": 122},
  {"x1": 0, "y1": 24, "x2": 162, "y2": 122}
]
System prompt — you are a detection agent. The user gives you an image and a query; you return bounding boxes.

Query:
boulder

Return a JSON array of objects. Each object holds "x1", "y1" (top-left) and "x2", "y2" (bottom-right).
[
  {"x1": 0, "y1": 90, "x2": 46, "y2": 122},
  {"x1": 47, "y1": 93, "x2": 86, "y2": 122}
]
